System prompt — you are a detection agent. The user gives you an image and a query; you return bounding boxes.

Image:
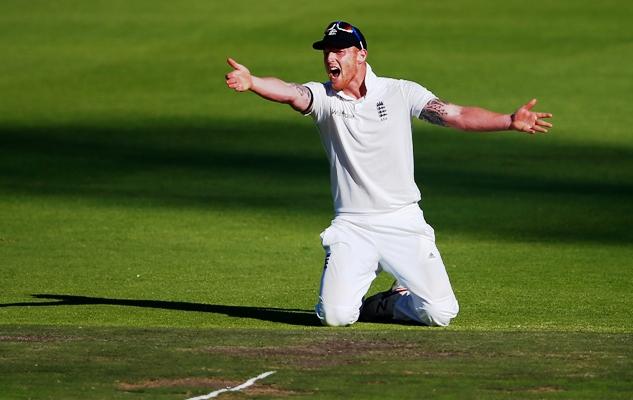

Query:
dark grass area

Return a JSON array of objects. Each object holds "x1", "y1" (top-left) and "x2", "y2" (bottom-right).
[
  {"x1": 1, "y1": 119, "x2": 632, "y2": 245},
  {"x1": 0, "y1": 325, "x2": 631, "y2": 399}
]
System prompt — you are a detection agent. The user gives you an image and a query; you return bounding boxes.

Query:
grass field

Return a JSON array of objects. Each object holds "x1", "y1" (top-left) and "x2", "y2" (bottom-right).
[{"x1": 1, "y1": 0, "x2": 632, "y2": 398}]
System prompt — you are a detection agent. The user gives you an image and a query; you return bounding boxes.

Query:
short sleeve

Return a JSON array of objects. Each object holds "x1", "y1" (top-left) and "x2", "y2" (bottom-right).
[
  {"x1": 303, "y1": 81, "x2": 328, "y2": 122},
  {"x1": 400, "y1": 80, "x2": 437, "y2": 119}
]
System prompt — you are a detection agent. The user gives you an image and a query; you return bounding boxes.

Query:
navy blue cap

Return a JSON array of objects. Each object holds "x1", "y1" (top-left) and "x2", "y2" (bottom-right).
[{"x1": 312, "y1": 21, "x2": 367, "y2": 50}]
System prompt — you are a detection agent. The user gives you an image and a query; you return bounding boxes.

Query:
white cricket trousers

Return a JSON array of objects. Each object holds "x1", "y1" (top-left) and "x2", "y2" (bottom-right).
[{"x1": 315, "y1": 203, "x2": 459, "y2": 327}]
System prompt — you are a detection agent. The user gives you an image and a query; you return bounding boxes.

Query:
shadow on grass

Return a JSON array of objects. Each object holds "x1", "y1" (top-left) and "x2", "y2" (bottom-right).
[
  {"x1": 0, "y1": 294, "x2": 321, "y2": 327},
  {"x1": 1, "y1": 118, "x2": 632, "y2": 243}
]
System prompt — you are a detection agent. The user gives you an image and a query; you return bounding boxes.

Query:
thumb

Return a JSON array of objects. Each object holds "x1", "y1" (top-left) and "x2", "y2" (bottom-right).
[
  {"x1": 227, "y1": 57, "x2": 244, "y2": 71},
  {"x1": 523, "y1": 98, "x2": 537, "y2": 111}
]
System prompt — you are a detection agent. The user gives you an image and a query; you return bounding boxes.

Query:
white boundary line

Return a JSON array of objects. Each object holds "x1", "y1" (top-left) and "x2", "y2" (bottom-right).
[{"x1": 185, "y1": 371, "x2": 276, "y2": 400}]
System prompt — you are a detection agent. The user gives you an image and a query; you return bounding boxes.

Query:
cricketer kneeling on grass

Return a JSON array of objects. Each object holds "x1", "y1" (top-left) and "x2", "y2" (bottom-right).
[{"x1": 225, "y1": 21, "x2": 553, "y2": 327}]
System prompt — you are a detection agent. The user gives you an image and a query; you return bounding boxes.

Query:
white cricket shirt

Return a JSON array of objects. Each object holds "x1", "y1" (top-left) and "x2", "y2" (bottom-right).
[{"x1": 304, "y1": 64, "x2": 437, "y2": 215}]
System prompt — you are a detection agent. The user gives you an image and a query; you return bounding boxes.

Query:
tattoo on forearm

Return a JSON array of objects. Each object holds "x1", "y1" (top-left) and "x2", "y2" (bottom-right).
[{"x1": 419, "y1": 99, "x2": 449, "y2": 126}]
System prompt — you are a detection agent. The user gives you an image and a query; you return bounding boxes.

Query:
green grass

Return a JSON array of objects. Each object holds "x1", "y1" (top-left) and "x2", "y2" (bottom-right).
[
  {"x1": 1, "y1": 0, "x2": 633, "y2": 398},
  {"x1": 1, "y1": 326, "x2": 631, "y2": 400}
]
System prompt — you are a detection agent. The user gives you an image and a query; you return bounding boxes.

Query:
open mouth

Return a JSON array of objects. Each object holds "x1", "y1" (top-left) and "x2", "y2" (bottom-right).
[{"x1": 328, "y1": 66, "x2": 341, "y2": 79}]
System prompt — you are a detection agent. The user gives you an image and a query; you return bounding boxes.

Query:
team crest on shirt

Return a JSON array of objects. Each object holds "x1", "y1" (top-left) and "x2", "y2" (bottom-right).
[{"x1": 376, "y1": 101, "x2": 388, "y2": 121}]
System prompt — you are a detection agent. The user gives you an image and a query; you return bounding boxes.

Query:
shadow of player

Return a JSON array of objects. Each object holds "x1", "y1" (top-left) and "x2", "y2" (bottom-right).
[{"x1": 1, "y1": 294, "x2": 320, "y2": 326}]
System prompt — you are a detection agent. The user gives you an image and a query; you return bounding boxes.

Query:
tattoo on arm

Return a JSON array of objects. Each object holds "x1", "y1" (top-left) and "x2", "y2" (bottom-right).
[
  {"x1": 291, "y1": 83, "x2": 311, "y2": 100},
  {"x1": 419, "y1": 99, "x2": 449, "y2": 126},
  {"x1": 290, "y1": 83, "x2": 313, "y2": 113}
]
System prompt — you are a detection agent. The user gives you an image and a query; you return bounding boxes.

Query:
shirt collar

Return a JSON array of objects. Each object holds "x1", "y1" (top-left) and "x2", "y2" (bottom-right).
[{"x1": 335, "y1": 63, "x2": 377, "y2": 101}]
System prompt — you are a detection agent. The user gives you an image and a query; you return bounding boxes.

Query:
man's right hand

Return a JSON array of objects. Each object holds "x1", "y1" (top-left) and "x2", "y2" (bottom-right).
[
  {"x1": 223, "y1": 58, "x2": 311, "y2": 113},
  {"x1": 225, "y1": 58, "x2": 252, "y2": 92}
]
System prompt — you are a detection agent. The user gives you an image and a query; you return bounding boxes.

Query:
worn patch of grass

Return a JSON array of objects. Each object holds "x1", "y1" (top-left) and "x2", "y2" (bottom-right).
[{"x1": 0, "y1": 326, "x2": 631, "y2": 399}]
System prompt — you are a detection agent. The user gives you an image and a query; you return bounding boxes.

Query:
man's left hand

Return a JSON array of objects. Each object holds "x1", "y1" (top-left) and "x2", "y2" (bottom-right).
[{"x1": 510, "y1": 99, "x2": 553, "y2": 134}]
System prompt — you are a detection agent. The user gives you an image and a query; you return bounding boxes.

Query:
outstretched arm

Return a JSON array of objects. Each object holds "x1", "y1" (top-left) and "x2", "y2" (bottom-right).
[
  {"x1": 225, "y1": 57, "x2": 312, "y2": 113},
  {"x1": 419, "y1": 98, "x2": 553, "y2": 134}
]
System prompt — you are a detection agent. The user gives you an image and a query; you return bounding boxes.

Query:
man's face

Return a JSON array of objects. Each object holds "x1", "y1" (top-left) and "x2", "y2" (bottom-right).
[{"x1": 323, "y1": 46, "x2": 363, "y2": 91}]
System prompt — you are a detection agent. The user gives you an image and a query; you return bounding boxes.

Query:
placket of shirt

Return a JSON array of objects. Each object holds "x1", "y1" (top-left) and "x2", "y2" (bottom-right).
[
  {"x1": 356, "y1": 95, "x2": 376, "y2": 134},
  {"x1": 335, "y1": 88, "x2": 372, "y2": 133}
]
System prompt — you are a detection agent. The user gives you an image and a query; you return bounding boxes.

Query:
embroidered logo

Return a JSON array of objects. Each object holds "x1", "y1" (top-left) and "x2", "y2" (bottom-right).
[
  {"x1": 376, "y1": 101, "x2": 388, "y2": 121},
  {"x1": 332, "y1": 109, "x2": 355, "y2": 119}
]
